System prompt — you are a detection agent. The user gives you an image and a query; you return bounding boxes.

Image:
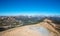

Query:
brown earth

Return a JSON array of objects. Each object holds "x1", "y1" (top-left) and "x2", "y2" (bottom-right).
[{"x1": 0, "y1": 19, "x2": 60, "y2": 36}]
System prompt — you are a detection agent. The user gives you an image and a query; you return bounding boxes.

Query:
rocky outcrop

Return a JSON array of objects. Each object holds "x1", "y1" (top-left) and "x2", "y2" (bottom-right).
[{"x1": 0, "y1": 19, "x2": 60, "y2": 36}]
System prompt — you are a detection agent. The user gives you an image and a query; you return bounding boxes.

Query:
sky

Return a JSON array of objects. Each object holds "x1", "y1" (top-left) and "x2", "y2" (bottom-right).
[{"x1": 0, "y1": 0, "x2": 60, "y2": 16}]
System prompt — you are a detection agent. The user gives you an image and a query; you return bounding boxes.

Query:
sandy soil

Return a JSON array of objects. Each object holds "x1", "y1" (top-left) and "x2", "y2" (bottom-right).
[
  {"x1": 0, "y1": 25, "x2": 43, "y2": 36},
  {"x1": 0, "y1": 19, "x2": 60, "y2": 36}
]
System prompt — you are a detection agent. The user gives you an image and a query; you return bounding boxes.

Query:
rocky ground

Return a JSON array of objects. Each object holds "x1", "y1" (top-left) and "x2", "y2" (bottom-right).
[{"x1": 0, "y1": 19, "x2": 60, "y2": 36}]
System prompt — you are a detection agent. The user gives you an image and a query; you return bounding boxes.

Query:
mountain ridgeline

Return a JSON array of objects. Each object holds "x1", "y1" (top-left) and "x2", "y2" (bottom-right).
[{"x1": 0, "y1": 16, "x2": 60, "y2": 31}]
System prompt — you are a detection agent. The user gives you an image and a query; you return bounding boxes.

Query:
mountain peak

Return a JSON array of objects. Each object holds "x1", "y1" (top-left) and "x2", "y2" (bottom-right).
[{"x1": 43, "y1": 19, "x2": 52, "y2": 23}]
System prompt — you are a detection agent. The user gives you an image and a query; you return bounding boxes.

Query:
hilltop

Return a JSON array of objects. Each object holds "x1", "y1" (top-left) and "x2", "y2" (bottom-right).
[{"x1": 0, "y1": 19, "x2": 60, "y2": 36}]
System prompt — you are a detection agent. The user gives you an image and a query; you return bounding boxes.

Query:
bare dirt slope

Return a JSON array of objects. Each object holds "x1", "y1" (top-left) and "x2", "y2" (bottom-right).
[{"x1": 0, "y1": 19, "x2": 60, "y2": 36}]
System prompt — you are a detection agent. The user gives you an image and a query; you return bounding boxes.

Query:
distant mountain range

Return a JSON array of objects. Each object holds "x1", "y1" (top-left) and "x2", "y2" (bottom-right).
[{"x1": 0, "y1": 15, "x2": 60, "y2": 31}]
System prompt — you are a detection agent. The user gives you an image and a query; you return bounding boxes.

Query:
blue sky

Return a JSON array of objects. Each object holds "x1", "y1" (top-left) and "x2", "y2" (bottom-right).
[{"x1": 0, "y1": 0, "x2": 60, "y2": 16}]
